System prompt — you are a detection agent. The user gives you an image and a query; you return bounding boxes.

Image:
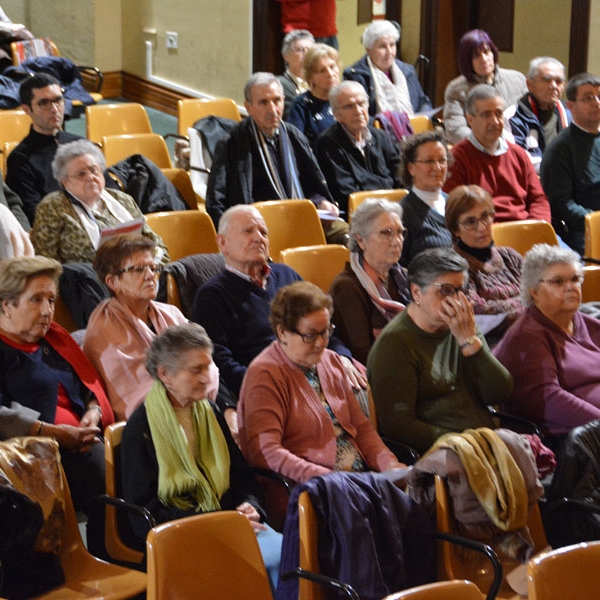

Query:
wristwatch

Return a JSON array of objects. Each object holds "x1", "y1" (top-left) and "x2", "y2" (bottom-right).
[{"x1": 459, "y1": 335, "x2": 478, "y2": 349}]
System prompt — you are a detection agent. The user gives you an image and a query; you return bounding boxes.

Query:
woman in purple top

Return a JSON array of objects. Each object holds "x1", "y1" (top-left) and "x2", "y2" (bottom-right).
[{"x1": 493, "y1": 244, "x2": 600, "y2": 446}]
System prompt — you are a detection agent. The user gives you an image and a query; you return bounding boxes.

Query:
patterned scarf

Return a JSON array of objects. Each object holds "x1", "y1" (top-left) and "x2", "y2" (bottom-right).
[
  {"x1": 368, "y1": 55, "x2": 414, "y2": 116},
  {"x1": 145, "y1": 380, "x2": 230, "y2": 512}
]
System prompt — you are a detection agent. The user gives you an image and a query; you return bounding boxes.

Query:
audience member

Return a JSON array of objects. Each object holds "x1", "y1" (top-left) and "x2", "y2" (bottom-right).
[
  {"x1": 0, "y1": 181, "x2": 29, "y2": 232},
  {"x1": 343, "y1": 20, "x2": 431, "y2": 117},
  {"x1": 0, "y1": 256, "x2": 114, "y2": 551},
  {"x1": 443, "y1": 84, "x2": 551, "y2": 224},
  {"x1": 277, "y1": 0, "x2": 338, "y2": 49},
  {"x1": 509, "y1": 57, "x2": 571, "y2": 171},
  {"x1": 493, "y1": 244, "x2": 600, "y2": 446},
  {"x1": 83, "y1": 235, "x2": 217, "y2": 421},
  {"x1": 367, "y1": 247, "x2": 512, "y2": 454},
  {"x1": 193, "y1": 205, "x2": 364, "y2": 440},
  {"x1": 205, "y1": 72, "x2": 347, "y2": 244},
  {"x1": 287, "y1": 43, "x2": 340, "y2": 146},
  {"x1": 239, "y1": 281, "x2": 403, "y2": 484},
  {"x1": 315, "y1": 81, "x2": 402, "y2": 214},
  {"x1": 30, "y1": 139, "x2": 169, "y2": 265},
  {"x1": 0, "y1": 203, "x2": 33, "y2": 259},
  {"x1": 445, "y1": 185, "x2": 524, "y2": 344},
  {"x1": 443, "y1": 29, "x2": 527, "y2": 144},
  {"x1": 398, "y1": 131, "x2": 452, "y2": 266},
  {"x1": 120, "y1": 322, "x2": 282, "y2": 587},
  {"x1": 540, "y1": 73, "x2": 600, "y2": 255},
  {"x1": 278, "y1": 29, "x2": 314, "y2": 119},
  {"x1": 330, "y1": 199, "x2": 410, "y2": 364}
]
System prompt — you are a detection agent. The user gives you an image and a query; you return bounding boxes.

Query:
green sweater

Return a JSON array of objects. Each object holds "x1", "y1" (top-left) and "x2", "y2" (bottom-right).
[{"x1": 367, "y1": 310, "x2": 512, "y2": 454}]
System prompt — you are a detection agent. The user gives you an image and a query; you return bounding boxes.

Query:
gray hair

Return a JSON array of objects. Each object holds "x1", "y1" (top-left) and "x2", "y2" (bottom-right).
[
  {"x1": 244, "y1": 72, "x2": 282, "y2": 102},
  {"x1": 51, "y1": 139, "x2": 106, "y2": 182},
  {"x1": 465, "y1": 84, "x2": 503, "y2": 116},
  {"x1": 0, "y1": 256, "x2": 62, "y2": 313},
  {"x1": 520, "y1": 243, "x2": 582, "y2": 307},
  {"x1": 329, "y1": 80, "x2": 367, "y2": 112},
  {"x1": 527, "y1": 56, "x2": 565, "y2": 80},
  {"x1": 145, "y1": 322, "x2": 213, "y2": 378},
  {"x1": 407, "y1": 247, "x2": 468, "y2": 291},
  {"x1": 218, "y1": 204, "x2": 266, "y2": 235},
  {"x1": 362, "y1": 20, "x2": 400, "y2": 50},
  {"x1": 281, "y1": 29, "x2": 314, "y2": 57},
  {"x1": 349, "y1": 199, "x2": 403, "y2": 252}
]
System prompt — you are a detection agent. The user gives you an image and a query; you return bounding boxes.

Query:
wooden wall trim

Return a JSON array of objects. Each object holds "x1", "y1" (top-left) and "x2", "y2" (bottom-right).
[{"x1": 120, "y1": 72, "x2": 192, "y2": 116}]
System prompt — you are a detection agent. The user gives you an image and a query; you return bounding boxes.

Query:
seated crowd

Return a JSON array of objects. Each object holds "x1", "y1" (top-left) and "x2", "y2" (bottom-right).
[{"x1": 3, "y1": 17, "x2": 600, "y2": 597}]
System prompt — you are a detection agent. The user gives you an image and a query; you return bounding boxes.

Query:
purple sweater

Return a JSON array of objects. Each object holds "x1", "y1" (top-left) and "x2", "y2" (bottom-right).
[{"x1": 493, "y1": 306, "x2": 600, "y2": 435}]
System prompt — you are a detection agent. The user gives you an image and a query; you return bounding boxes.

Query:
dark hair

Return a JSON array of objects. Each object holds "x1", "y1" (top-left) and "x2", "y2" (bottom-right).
[
  {"x1": 445, "y1": 185, "x2": 495, "y2": 241},
  {"x1": 458, "y1": 29, "x2": 498, "y2": 82},
  {"x1": 399, "y1": 131, "x2": 449, "y2": 187},
  {"x1": 93, "y1": 234, "x2": 157, "y2": 290},
  {"x1": 270, "y1": 281, "x2": 332, "y2": 334},
  {"x1": 19, "y1": 73, "x2": 61, "y2": 106},
  {"x1": 566, "y1": 73, "x2": 600, "y2": 102},
  {"x1": 407, "y1": 247, "x2": 468, "y2": 292}
]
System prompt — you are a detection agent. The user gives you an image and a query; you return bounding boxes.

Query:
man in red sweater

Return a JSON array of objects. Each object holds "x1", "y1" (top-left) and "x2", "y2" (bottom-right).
[
  {"x1": 277, "y1": 0, "x2": 338, "y2": 49},
  {"x1": 443, "y1": 84, "x2": 551, "y2": 223}
]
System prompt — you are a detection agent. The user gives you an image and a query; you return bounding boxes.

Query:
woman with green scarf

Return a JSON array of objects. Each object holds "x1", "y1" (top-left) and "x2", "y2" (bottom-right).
[{"x1": 121, "y1": 322, "x2": 282, "y2": 588}]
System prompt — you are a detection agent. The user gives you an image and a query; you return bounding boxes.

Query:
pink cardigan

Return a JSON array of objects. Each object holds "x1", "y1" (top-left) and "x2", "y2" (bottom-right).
[{"x1": 238, "y1": 341, "x2": 396, "y2": 483}]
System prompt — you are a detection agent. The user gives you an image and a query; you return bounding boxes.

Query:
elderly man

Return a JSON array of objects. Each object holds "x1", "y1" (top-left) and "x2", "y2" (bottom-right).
[
  {"x1": 541, "y1": 73, "x2": 600, "y2": 254},
  {"x1": 278, "y1": 29, "x2": 314, "y2": 119},
  {"x1": 509, "y1": 57, "x2": 571, "y2": 171},
  {"x1": 343, "y1": 20, "x2": 431, "y2": 117},
  {"x1": 315, "y1": 81, "x2": 402, "y2": 214},
  {"x1": 443, "y1": 84, "x2": 551, "y2": 223},
  {"x1": 193, "y1": 204, "x2": 364, "y2": 438}
]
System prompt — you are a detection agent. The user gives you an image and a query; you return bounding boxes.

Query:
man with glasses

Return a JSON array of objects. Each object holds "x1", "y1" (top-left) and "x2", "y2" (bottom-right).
[
  {"x1": 540, "y1": 73, "x2": 600, "y2": 254},
  {"x1": 315, "y1": 81, "x2": 402, "y2": 214},
  {"x1": 193, "y1": 204, "x2": 364, "y2": 441},
  {"x1": 443, "y1": 84, "x2": 551, "y2": 224},
  {"x1": 509, "y1": 57, "x2": 571, "y2": 172}
]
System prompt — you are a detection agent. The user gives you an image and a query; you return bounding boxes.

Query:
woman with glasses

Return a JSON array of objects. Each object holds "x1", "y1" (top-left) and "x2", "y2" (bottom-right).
[
  {"x1": 446, "y1": 185, "x2": 524, "y2": 345},
  {"x1": 238, "y1": 280, "x2": 403, "y2": 484},
  {"x1": 330, "y1": 198, "x2": 411, "y2": 364},
  {"x1": 493, "y1": 244, "x2": 600, "y2": 448},
  {"x1": 83, "y1": 234, "x2": 219, "y2": 421},
  {"x1": 30, "y1": 139, "x2": 169, "y2": 265},
  {"x1": 398, "y1": 131, "x2": 453, "y2": 267},
  {"x1": 367, "y1": 247, "x2": 512, "y2": 454}
]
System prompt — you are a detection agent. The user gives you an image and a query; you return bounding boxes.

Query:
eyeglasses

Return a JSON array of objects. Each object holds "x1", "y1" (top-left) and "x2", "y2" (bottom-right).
[
  {"x1": 575, "y1": 93, "x2": 600, "y2": 104},
  {"x1": 291, "y1": 45, "x2": 310, "y2": 54},
  {"x1": 338, "y1": 100, "x2": 369, "y2": 111},
  {"x1": 116, "y1": 264, "x2": 163, "y2": 276},
  {"x1": 412, "y1": 158, "x2": 448, "y2": 167},
  {"x1": 68, "y1": 165, "x2": 103, "y2": 181},
  {"x1": 375, "y1": 227, "x2": 406, "y2": 241},
  {"x1": 36, "y1": 96, "x2": 65, "y2": 110},
  {"x1": 292, "y1": 324, "x2": 335, "y2": 344},
  {"x1": 458, "y1": 211, "x2": 495, "y2": 231},
  {"x1": 538, "y1": 275, "x2": 584, "y2": 287},
  {"x1": 433, "y1": 282, "x2": 468, "y2": 297}
]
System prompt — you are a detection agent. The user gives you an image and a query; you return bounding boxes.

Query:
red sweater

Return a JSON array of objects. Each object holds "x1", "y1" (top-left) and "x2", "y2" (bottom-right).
[
  {"x1": 444, "y1": 139, "x2": 551, "y2": 223},
  {"x1": 277, "y1": 0, "x2": 337, "y2": 37}
]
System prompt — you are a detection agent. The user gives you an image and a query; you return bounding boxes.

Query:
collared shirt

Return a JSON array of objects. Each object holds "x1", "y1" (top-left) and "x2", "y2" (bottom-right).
[
  {"x1": 225, "y1": 262, "x2": 272, "y2": 289},
  {"x1": 468, "y1": 132, "x2": 509, "y2": 156},
  {"x1": 341, "y1": 123, "x2": 372, "y2": 155},
  {"x1": 572, "y1": 120, "x2": 600, "y2": 135},
  {"x1": 412, "y1": 186, "x2": 446, "y2": 216}
]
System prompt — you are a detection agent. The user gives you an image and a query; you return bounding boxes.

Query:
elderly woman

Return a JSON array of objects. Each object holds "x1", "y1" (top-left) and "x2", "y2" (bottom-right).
[
  {"x1": 445, "y1": 185, "x2": 524, "y2": 342},
  {"x1": 493, "y1": 244, "x2": 600, "y2": 445},
  {"x1": 398, "y1": 131, "x2": 453, "y2": 266},
  {"x1": 367, "y1": 247, "x2": 513, "y2": 454},
  {"x1": 0, "y1": 256, "x2": 114, "y2": 551},
  {"x1": 83, "y1": 234, "x2": 219, "y2": 421},
  {"x1": 330, "y1": 199, "x2": 411, "y2": 364},
  {"x1": 443, "y1": 29, "x2": 527, "y2": 144},
  {"x1": 343, "y1": 20, "x2": 431, "y2": 117},
  {"x1": 30, "y1": 139, "x2": 169, "y2": 265},
  {"x1": 121, "y1": 323, "x2": 281, "y2": 586},
  {"x1": 278, "y1": 29, "x2": 315, "y2": 119},
  {"x1": 287, "y1": 43, "x2": 341, "y2": 146},
  {"x1": 238, "y1": 280, "x2": 403, "y2": 484}
]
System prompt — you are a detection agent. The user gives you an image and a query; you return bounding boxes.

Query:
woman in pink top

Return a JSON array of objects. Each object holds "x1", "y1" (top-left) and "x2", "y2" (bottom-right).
[{"x1": 238, "y1": 280, "x2": 402, "y2": 483}]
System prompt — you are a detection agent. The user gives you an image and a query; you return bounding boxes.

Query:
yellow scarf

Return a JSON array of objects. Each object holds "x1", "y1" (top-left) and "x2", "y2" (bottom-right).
[
  {"x1": 425, "y1": 428, "x2": 528, "y2": 531},
  {"x1": 145, "y1": 380, "x2": 230, "y2": 512}
]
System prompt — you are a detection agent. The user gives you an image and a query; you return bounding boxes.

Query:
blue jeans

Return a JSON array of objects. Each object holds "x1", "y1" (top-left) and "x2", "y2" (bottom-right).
[{"x1": 256, "y1": 524, "x2": 283, "y2": 592}]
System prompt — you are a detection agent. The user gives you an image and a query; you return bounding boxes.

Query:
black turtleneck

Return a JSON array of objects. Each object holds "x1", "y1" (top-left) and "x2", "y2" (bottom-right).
[{"x1": 456, "y1": 238, "x2": 493, "y2": 263}]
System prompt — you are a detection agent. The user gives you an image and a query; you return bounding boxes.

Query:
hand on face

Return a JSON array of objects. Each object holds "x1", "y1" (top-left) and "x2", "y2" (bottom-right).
[{"x1": 438, "y1": 290, "x2": 478, "y2": 343}]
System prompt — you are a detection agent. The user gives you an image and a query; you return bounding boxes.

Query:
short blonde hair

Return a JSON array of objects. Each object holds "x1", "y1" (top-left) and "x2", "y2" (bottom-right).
[{"x1": 303, "y1": 43, "x2": 341, "y2": 83}]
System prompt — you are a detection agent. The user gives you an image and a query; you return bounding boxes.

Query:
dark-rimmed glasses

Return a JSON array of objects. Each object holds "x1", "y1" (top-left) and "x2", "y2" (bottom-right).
[
  {"x1": 116, "y1": 264, "x2": 163, "y2": 276},
  {"x1": 458, "y1": 211, "x2": 495, "y2": 231},
  {"x1": 292, "y1": 324, "x2": 335, "y2": 344}
]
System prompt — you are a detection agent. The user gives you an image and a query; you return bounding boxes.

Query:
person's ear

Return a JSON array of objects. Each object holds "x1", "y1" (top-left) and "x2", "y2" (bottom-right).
[
  {"x1": 529, "y1": 286, "x2": 540, "y2": 304},
  {"x1": 466, "y1": 112, "x2": 475, "y2": 129},
  {"x1": 156, "y1": 364, "x2": 171, "y2": 388},
  {"x1": 410, "y1": 282, "x2": 422, "y2": 305},
  {"x1": 104, "y1": 273, "x2": 119, "y2": 293},
  {"x1": 355, "y1": 234, "x2": 367, "y2": 252},
  {"x1": 216, "y1": 233, "x2": 226, "y2": 255}
]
